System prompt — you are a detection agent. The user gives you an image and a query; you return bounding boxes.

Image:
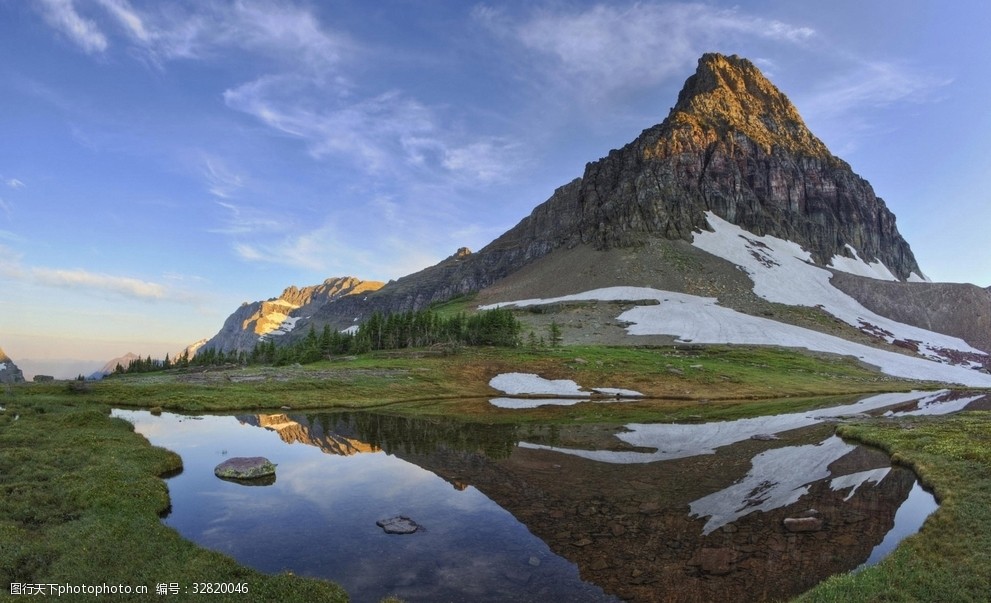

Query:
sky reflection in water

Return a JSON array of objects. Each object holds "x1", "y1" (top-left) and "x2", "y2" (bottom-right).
[{"x1": 113, "y1": 390, "x2": 976, "y2": 602}]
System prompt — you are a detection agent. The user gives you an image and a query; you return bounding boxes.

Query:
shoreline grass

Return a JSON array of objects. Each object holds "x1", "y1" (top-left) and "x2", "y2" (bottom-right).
[
  {"x1": 0, "y1": 399, "x2": 348, "y2": 602},
  {"x1": 797, "y1": 412, "x2": 991, "y2": 602}
]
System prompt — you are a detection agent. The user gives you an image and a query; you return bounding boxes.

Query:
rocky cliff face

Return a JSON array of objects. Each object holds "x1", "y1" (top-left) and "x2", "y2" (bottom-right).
[
  {"x1": 297, "y1": 53, "x2": 924, "y2": 335},
  {"x1": 578, "y1": 54, "x2": 922, "y2": 280},
  {"x1": 830, "y1": 273, "x2": 991, "y2": 352},
  {"x1": 203, "y1": 276, "x2": 384, "y2": 353},
  {"x1": 0, "y1": 346, "x2": 26, "y2": 384}
]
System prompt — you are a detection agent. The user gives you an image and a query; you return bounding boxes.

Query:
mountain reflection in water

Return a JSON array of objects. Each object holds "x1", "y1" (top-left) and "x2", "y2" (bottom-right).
[{"x1": 114, "y1": 390, "x2": 984, "y2": 603}]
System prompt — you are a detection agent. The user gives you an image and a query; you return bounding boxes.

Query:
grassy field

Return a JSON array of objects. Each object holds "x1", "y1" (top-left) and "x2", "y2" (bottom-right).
[
  {"x1": 13, "y1": 344, "x2": 938, "y2": 415},
  {"x1": 1, "y1": 344, "x2": 987, "y2": 602}
]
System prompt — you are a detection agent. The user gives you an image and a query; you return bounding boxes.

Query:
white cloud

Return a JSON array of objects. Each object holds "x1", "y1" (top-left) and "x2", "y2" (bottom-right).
[
  {"x1": 210, "y1": 201, "x2": 288, "y2": 236},
  {"x1": 1, "y1": 262, "x2": 166, "y2": 301},
  {"x1": 202, "y1": 156, "x2": 244, "y2": 199},
  {"x1": 30, "y1": 267, "x2": 167, "y2": 299},
  {"x1": 484, "y1": 2, "x2": 815, "y2": 99},
  {"x1": 37, "y1": 0, "x2": 108, "y2": 54},
  {"x1": 95, "y1": 0, "x2": 150, "y2": 43},
  {"x1": 229, "y1": 217, "x2": 441, "y2": 282},
  {"x1": 5, "y1": 178, "x2": 25, "y2": 189},
  {"x1": 35, "y1": 0, "x2": 351, "y2": 68},
  {"x1": 803, "y1": 60, "x2": 951, "y2": 119},
  {"x1": 224, "y1": 79, "x2": 434, "y2": 172}
]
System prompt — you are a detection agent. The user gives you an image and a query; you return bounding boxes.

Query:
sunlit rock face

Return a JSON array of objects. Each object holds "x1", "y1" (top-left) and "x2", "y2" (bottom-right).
[
  {"x1": 202, "y1": 276, "x2": 384, "y2": 354},
  {"x1": 0, "y1": 346, "x2": 25, "y2": 384},
  {"x1": 577, "y1": 53, "x2": 920, "y2": 279}
]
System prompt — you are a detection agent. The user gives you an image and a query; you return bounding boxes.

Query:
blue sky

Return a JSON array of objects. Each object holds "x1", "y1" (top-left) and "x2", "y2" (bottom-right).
[{"x1": 2, "y1": 0, "x2": 990, "y2": 374}]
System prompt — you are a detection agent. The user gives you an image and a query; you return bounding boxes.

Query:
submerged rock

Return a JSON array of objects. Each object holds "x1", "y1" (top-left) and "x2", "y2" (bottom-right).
[
  {"x1": 376, "y1": 516, "x2": 420, "y2": 534},
  {"x1": 214, "y1": 457, "x2": 277, "y2": 481}
]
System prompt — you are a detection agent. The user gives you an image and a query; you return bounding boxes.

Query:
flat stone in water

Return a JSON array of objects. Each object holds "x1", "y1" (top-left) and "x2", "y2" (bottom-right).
[
  {"x1": 214, "y1": 456, "x2": 277, "y2": 480},
  {"x1": 376, "y1": 516, "x2": 420, "y2": 534}
]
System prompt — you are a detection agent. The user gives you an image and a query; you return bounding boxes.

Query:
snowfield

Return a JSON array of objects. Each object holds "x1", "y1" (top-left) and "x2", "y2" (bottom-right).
[
  {"x1": 489, "y1": 373, "x2": 588, "y2": 397},
  {"x1": 483, "y1": 286, "x2": 991, "y2": 387},
  {"x1": 480, "y1": 211, "x2": 991, "y2": 387},
  {"x1": 691, "y1": 212, "x2": 981, "y2": 363}
]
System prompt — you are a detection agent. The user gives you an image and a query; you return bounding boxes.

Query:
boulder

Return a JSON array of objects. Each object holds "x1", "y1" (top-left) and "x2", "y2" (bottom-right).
[
  {"x1": 214, "y1": 457, "x2": 277, "y2": 480},
  {"x1": 376, "y1": 516, "x2": 420, "y2": 534}
]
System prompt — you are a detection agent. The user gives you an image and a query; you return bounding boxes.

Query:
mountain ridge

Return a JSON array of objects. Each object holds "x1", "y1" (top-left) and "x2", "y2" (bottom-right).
[
  {"x1": 205, "y1": 53, "x2": 987, "y2": 384},
  {"x1": 202, "y1": 276, "x2": 384, "y2": 353},
  {"x1": 294, "y1": 53, "x2": 925, "y2": 331}
]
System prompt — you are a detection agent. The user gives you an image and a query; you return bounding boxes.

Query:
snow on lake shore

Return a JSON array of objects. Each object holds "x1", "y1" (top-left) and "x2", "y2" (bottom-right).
[{"x1": 487, "y1": 373, "x2": 644, "y2": 408}]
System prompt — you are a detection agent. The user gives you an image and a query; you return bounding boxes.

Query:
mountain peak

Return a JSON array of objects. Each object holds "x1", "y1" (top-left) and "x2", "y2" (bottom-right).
[{"x1": 663, "y1": 53, "x2": 830, "y2": 158}]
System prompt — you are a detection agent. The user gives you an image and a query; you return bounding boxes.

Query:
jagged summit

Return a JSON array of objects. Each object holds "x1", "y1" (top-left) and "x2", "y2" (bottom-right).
[
  {"x1": 572, "y1": 51, "x2": 923, "y2": 279},
  {"x1": 663, "y1": 53, "x2": 831, "y2": 158}
]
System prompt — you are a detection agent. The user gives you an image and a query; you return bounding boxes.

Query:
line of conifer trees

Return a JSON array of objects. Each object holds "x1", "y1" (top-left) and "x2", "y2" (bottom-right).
[{"x1": 118, "y1": 307, "x2": 522, "y2": 373}]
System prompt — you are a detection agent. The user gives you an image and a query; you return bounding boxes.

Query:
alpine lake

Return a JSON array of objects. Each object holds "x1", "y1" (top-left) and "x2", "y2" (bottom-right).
[{"x1": 113, "y1": 389, "x2": 991, "y2": 603}]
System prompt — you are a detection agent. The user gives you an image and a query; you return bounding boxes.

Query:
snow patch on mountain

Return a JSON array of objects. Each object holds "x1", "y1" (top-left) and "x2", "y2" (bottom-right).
[
  {"x1": 259, "y1": 315, "x2": 304, "y2": 340},
  {"x1": 483, "y1": 287, "x2": 991, "y2": 387},
  {"x1": 691, "y1": 212, "x2": 984, "y2": 364},
  {"x1": 828, "y1": 245, "x2": 898, "y2": 281}
]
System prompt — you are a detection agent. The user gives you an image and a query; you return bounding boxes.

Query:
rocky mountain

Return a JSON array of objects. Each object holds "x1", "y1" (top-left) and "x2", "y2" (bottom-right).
[
  {"x1": 88, "y1": 352, "x2": 141, "y2": 379},
  {"x1": 0, "y1": 345, "x2": 26, "y2": 384},
  {"x1": 177, "y1": 338, "x2": 208, "y2": 361},
  {"x1": 206, "y1": 53, "x2": 988, "y2": 385},
  {"x1": 204, "y1": 276, "x2": 383, "y2": 353},
  {"x1": 291, "y1": 53, "x2": 926, "y2": 333}
]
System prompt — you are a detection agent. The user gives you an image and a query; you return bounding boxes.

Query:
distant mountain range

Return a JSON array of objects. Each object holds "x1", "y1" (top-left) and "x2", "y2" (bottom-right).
[{"x1": 196, "y1": 53, "x2": 990, "y2": 387}]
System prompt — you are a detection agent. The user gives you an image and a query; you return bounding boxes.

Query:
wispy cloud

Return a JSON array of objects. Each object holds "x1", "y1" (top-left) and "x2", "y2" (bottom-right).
[
  {"x1": 0, "y1": 246, "x2": 167, "y2": 301},
  {"x1": 37, "y1": 0, "x2": 108, "y2": 54},
  {"x1": 210, "y1": 201, "x2": 288, "y2": 236},
  {"x1": 4, "y1": 178, "x2": 25, "y2": 189},
  {"x1": 230, "y1": 216, "x2": 441, "y2": 281},
  {"x1": 34, "y1": 0, "x2": 352, "y2": 66},
  {"x1": 477, "y1": 2, "x2": 815, "y2": 101},
  {"x1": 202, "y1": 156, "x2": 244, "y2": 199},
  {"x1": 224, "y1": 82, "x2": 435, "y2": 172},
  {"x1": 30, "y1": 267, "x2": 167, "y2": 299},
  {"x1": 802, "y1": 60, "x2": 951, "y2": 119}
]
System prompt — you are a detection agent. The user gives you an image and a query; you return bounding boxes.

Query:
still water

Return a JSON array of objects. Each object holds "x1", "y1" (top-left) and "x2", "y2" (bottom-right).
[{"x1": 114, "y1": 390, "x2": 981, "y2": 603}]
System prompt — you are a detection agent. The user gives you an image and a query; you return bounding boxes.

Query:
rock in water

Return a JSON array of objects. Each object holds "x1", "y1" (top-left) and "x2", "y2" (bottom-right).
[
  {"x1": 376, "y1": 516, "x2": 420, "y2": 534},
  {"x1": 214, "y1": 457, "x2": 277, "y2": 480}
]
